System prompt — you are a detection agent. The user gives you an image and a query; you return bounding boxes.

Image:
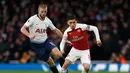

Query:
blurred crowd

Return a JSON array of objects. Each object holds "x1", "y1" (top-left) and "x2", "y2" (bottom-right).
[{"x1": 0, "y1": 0, "x2": 130, "y2": 63}]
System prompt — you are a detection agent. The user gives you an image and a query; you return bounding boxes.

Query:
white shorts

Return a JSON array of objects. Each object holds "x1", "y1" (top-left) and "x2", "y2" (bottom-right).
[{"x1": 66, "y1": 47, "x2": 91, "y2": 64}]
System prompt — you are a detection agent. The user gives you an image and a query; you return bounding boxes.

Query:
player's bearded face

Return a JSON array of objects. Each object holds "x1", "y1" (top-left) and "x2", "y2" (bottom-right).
[
  {"x1": 38, "y1": 7, "x2": 47, "y2": 19},
  {"x1": 67, "y1": 19, "x2": 77, "y2": 29}
]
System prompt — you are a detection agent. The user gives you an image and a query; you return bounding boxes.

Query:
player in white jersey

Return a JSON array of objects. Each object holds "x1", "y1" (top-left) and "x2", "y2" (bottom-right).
[
  {"x1": 20, "y1": 3, "x2": 67, "y2": 73},
  {"x1": 60, "y1": 14, "x2": 102, "y2": 73}
]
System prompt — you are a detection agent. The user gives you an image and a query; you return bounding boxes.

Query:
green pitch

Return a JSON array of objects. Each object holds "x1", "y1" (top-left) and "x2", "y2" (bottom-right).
[{"x1": 0, "y1": 71, "x2": 129, "y2": 73}]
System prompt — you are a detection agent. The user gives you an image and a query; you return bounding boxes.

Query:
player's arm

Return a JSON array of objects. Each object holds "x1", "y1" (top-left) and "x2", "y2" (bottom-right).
[
  {"x1": 20, "y1": 24, "x2": 35, "y2": 39},
  {"x1": 21, "y1": 17, "x2": 35, "y2": 39},
  {"x1": 52, "y1": 27, "x2": 71, "y2": 44},
  {"x1": 47, "y1": 18, "x2": 63, "y2": 39},
  {"x1": 60, "y1": 31, "x2": 68, "y2": 54},
  {"x1": 52, "y1": 28, "x2": 63, "y2": 39},
  {"x1": 86, "y1": 25, "x2": 102, "y2": 46},
  {"x1": 21, "y1": 24, "x2": 30, "y2": 37}
]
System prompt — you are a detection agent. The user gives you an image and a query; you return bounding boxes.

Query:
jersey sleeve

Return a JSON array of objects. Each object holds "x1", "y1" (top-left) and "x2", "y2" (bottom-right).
[
  {"x1": 60, "y1": 31, "x2": 68, "y2": 51},
  {"x1": 81, "y1": 23, "x2": 94, "y2": 31},
  {"x1": 81, "y1": 23, "x2": 101, "y2": 41},
  {"x1": 25, "y1": 16, "x2": 34, "y2": 27},
  {"x1": 47, "y1": 18, "x2": 56, "y2": 30},
  {"x1": 81, "y1": 24, "x2": 90, "y2": 31}
]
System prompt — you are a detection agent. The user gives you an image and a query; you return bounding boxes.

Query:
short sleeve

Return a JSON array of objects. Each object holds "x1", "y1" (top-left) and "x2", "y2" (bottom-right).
[
  {"x1": 25, "y1": 17, "x2": 34, "y2": 27},
  {"x1": 47, "y1": 18, "x2": 56, "y2": 30}
]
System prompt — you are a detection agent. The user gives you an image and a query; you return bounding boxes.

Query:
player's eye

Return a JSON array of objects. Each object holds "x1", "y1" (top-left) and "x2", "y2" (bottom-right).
[
  {"x1": 41, "y1": 10, "x2": 46, "y2": 13},
  {"x1": 43, "y1": 11, "x2": 46, "y2": 13},
  {"x1": 73, "y1": 22, "x2": 75, "y2": 24},
  {"x1": 69, "y1": 22, "x2": 72, "y2": 24}
]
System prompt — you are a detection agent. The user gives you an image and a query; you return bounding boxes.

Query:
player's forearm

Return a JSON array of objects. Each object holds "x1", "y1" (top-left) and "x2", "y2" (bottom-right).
[
  {"x1": 20, "y1": 27, "x2": 30, "y2": 37},
  {"x1": 53, "y1": 28, "x2": 63, "y2": 39},
  {"x1": 60, "y1": 39, "x2": 66, "y2": 51},
  {"x1": 66, "y1": 40, "x2": 71, "y2": 44},
  {"x1": 90, "y1": 26, "x2": 100, "y2": 41}
]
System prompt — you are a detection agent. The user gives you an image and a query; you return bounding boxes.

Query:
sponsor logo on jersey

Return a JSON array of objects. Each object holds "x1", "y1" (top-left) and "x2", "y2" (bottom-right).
[
  {"x1": 71, "y1": 36, "x2": 84, "y2": 42},
  {"x1": 35, "y1": 28, "x2": 46, "y2": 33}
]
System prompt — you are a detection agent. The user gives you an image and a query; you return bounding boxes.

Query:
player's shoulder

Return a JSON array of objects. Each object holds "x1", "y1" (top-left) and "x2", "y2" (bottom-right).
[
  {"x1": 45, "y1": 16, "x2": 51, "y2": 21},
  {"x1": 77, "y1": 23, "x2": 87, "y2": 26},
  {"x1": 76, "y1": 23, "x2": 88, "y2": 28},
  {"x1": 64, "y1": 27, "x2": 72, "y2": 33},
  {"x1": 29, "y1": 14, "x2": 37, "y2": 20}
]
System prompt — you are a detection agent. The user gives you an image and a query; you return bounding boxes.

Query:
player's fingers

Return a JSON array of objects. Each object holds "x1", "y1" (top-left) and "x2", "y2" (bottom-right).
[
  {"x1": 61, "y1": 50, "x2": 64, "y2": 54},
  {"x1": 32, "y1": 35, "x2": 36, "y2": 39},
  {"x1": 97, "y1": 42, "x2": 102, "y2": 47},
  {"x1": 67, "y1": 43, "x2": 72, "y2": 46}
]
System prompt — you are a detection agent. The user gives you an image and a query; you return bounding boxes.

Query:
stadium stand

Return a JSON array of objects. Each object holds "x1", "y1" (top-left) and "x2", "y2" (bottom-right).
[{"x1": 0, "y1": 0, "x2": 130, "y2": 64}]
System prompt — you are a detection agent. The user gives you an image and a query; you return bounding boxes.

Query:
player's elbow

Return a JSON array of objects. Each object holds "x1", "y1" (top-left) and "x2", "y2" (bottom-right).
[
  {"x1": 20, "y1": 26, "x2": 26, "y2": 34},
  {"x1": 53, "y1": 28, "x2": 60, "y2": 33},
  {"x1": 53, "y1": 28, "x2": 63, "y2": 38},
  {"x1": 20, "y1": 25, "x2": 27, "y2": 33},
  {"x1": 20, "y1": 27, "x2": 24, "y2": 33},
  {"x1": 90, "y1": 26, "x2": 98, "y2": 31}
]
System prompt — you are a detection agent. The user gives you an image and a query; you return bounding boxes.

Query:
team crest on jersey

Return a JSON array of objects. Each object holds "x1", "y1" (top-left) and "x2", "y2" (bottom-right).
[
  {"x1": 69, "y1": 33, "x2": 71, "y2": 35},
  {"x1": 28, "y1": 19, "x2": 30, "y2": 22},
  {"x1": 77, "y1": 29, "x2": 81, "y2": 32}
]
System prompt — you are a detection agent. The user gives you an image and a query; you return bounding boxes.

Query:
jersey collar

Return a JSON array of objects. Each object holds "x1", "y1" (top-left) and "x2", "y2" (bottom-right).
[{"x1": 37, "y1": 14, "x2": 45, "y2": 21}]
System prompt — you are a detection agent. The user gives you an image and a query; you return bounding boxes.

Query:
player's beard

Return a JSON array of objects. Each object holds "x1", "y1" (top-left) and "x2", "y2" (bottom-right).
[{"x1": 40, "y1": 14, "x2": 45, "y2": 20}]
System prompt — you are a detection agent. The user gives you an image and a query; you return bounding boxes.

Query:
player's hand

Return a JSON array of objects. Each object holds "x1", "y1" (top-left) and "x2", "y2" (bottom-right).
[
  {"x1": 29, "y1": 34, "x2": 36, "y2": 39},
  {"x1": 61, "y1": 50, "x2": 65, "y2": 54},
  {"x1": 97, "y1": 40, "x2": 102, "y2": 47}
]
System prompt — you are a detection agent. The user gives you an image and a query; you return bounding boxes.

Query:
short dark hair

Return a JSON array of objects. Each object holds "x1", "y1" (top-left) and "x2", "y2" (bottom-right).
[{"x1": 66, "y1": 13, "x2": 76, "y2": 21}]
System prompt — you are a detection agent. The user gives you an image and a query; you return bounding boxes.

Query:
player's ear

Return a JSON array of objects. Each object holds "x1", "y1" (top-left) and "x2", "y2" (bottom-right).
[
  {"x1": 67, "y1": 21, "x2": 69, "y2": 25},
  {"x1": 67, "y1": 20, "x2": 70, "y2": 25},
  {"x1": 38, "y1": 7, "x2": 40, "y2": 13}
]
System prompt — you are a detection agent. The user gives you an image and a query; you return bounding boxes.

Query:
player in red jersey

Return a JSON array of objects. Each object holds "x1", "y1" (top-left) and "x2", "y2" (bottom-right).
[{"x1": 60, "y1": 14, "x2": 102, "y2": 73}]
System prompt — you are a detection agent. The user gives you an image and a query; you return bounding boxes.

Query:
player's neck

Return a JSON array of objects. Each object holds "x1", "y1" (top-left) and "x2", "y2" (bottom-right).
[
  {"x1": 38, "y1": 14, "x2": 45, "y2": 21},
  {"x1": 70, "y1": 27, "x2": 75, "y2": 30},
  {"x1": 72, "y1": 28, "x2": 75, "y2": 30}
]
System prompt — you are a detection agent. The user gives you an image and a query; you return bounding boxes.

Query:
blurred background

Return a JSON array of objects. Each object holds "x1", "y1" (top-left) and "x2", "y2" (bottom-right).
[{"x1": 0, "y1": 0, "x2": 130, "y2": 72}]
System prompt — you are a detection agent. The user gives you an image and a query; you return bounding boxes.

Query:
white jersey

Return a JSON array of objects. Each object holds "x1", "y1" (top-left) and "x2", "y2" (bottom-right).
[{"x1": 25, "y1": 14, "x2": 56, "y2": 43}]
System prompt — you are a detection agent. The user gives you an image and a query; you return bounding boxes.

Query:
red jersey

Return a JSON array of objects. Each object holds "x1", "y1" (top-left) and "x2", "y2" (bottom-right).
[
  {"x1": 67, "y1": 28, "x2": 89, "y2": 50},
  {"x1": 60, "y1": 23, "x2": 100, "y2": 51}
]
